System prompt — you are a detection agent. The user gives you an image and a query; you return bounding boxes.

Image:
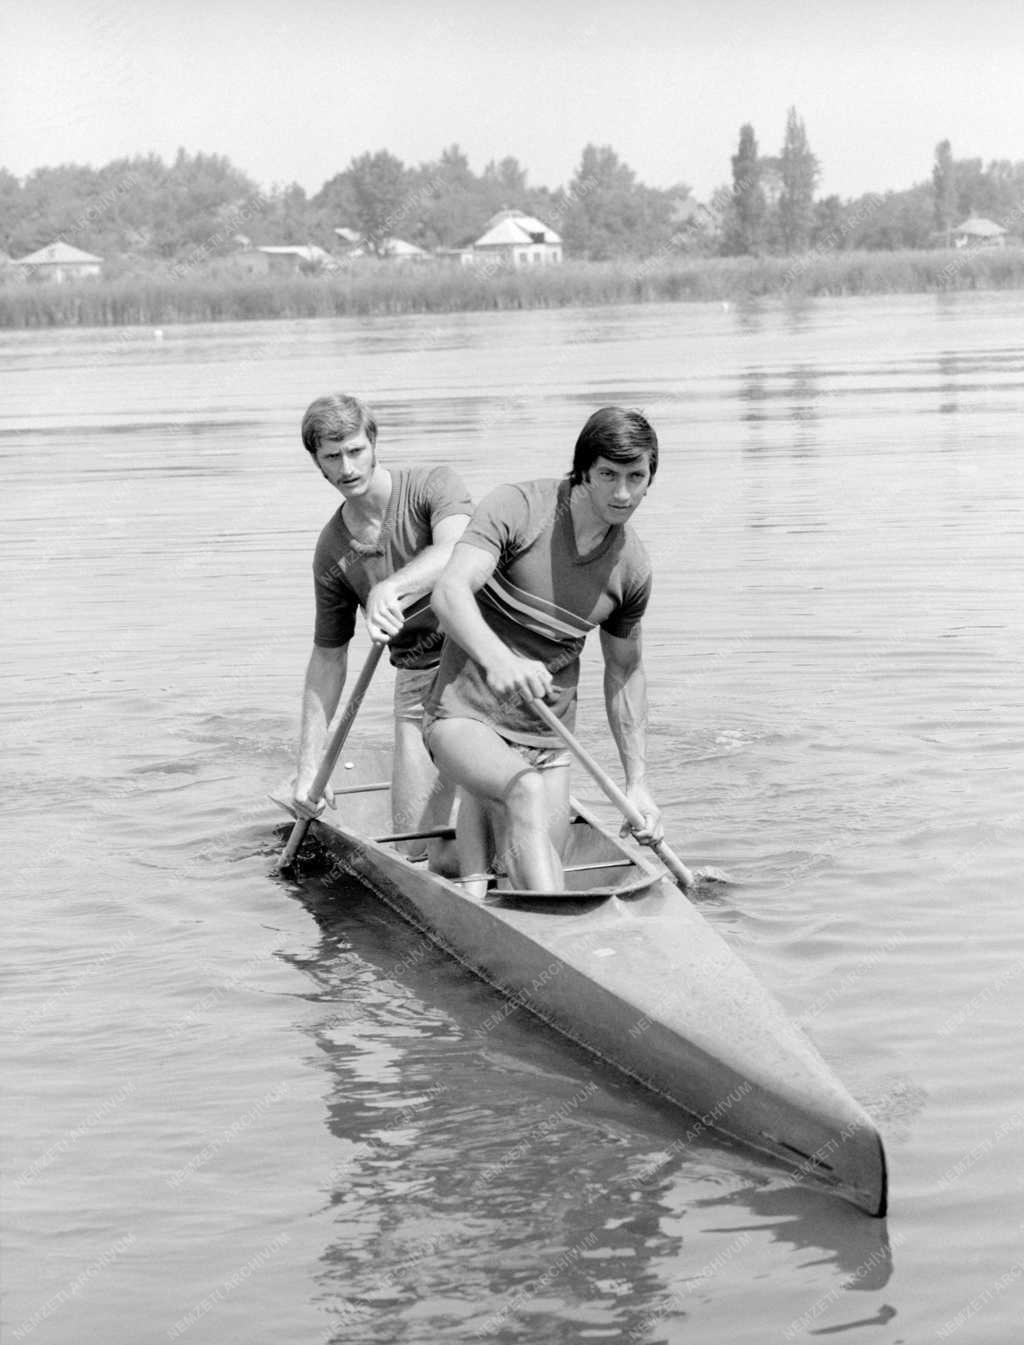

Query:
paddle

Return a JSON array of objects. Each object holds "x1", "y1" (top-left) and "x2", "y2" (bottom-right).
[
  {"x1": 530, "y1": 698, "x2": 697, "y2": 892},
  {"x1": 277, "y1": 642, "x2": 386, "y2": 871}
]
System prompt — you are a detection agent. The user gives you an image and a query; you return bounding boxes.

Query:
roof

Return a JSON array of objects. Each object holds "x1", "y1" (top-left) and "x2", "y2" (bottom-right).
[
  {"x1": 13, "y1": 241, "x2": 103, "y2": 265},
  {"x1": 346, "y1": 236, "x2": 428, "y2": 258},
  {"x1": 256, "y1": 244, "x2": 333, "y2": 262},
  {"x1": 954, "y1": 217, "x2": 1007, "y2": 238},
  {"x1": 474, "y1": 210, "x2": 561, "y2": 248},
  {"x1": 381, "y1": 237, "x2": 427, "y2": 257}
]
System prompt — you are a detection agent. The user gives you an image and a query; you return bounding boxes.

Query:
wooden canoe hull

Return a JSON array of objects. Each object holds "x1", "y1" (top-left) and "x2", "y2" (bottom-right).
[{"x1": 275, "y1": 756, "x2": 887, "y2": 1216}]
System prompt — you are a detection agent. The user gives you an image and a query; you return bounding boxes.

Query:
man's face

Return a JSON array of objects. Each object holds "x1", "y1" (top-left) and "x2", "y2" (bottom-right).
[
  {"x1": 314, "y1": 430, "x2": 377, "y2": 498},
  {"x1": 582, "y1": 453, "x2": 652, "y2": 526}
]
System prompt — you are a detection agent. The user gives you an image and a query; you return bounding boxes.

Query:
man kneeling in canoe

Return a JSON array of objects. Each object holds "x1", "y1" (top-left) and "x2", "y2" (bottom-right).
[
  {"x1": 424, "y1": 406, "x2": 665, "y2": 895},
  {"x1": 292, "y1": 394, "x2": 472, "y2": 866}
]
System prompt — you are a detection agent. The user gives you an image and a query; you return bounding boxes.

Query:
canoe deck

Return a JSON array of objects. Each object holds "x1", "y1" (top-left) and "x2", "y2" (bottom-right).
[{"x1": 272, "y1": 750, "x2": 887, "y2": 1217}]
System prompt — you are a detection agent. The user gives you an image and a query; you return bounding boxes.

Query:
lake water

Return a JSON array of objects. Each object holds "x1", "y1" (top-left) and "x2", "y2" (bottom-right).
[{"x1": 3, "y1": 293, "x2": 1023, "y2": 1343}]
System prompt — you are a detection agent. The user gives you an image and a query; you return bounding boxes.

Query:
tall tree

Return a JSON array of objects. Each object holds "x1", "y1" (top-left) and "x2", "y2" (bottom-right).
[
  {"x1": 0, "y1": 168, "x2": 24, "y2": 252},
  {"x1": 562, "y1": 144, "x2": 675, "y2": 258},
  {"x1": 932, "y1": 140, "x2": 956, "y2": 244},
  {"x1": 778, "y1": 108, "x2": 818, "y2": 254},
  {"x1": 414, "y1": 144, "x2": 484, "y2": 249},
  {"x1": 347, "y1": 150, "x2": 409, "y2": 254},
  {"x1": 727, "y1": 123, "x2": 766, "y2": 255}
]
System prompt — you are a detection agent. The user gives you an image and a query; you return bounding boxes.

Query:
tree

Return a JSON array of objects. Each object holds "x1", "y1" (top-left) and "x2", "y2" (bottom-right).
[
  {"x1": 562, "y1": 144, "x2": 674, "y2": 259},
  {"x1": 933, "y1": 140, "x2": 956, "y2": 244},
  {"x1": 413, "y1": 144, "x2": 486, "y2": 249},
  {"x1": 726, "y1": 124, "x2": 766, "y2": 255},
  {"x1": 346, "y1": 150, "x2": 409, "y2": 254},
  {"x1": 778, "y1": 108, "x2": 818, "y2": 254},
  {"x1": 0, "y1": 168, "x2": 23, "y2": 252}
]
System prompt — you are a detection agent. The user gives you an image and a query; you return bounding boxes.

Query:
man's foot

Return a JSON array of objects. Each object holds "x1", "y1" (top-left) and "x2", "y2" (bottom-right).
[{"x1": 453, "y1": 873, "x2": 493, "y2": 900}]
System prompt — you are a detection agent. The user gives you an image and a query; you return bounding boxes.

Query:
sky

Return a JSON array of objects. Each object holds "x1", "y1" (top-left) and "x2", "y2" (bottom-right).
[{"x1": 3, "y1": 0, "x2": 1024, "y2": 205}]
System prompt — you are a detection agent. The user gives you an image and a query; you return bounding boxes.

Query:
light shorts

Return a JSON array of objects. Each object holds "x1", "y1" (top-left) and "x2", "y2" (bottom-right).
[
  {"x1": 393, "y1": 665, "x2": 438, "y2": 723},
  {"x1": 420, "y1": 713, "x2": 571, "y2": 773},
  {"x1": 503, "y1": 739, "x2": 571, "y2": 772}
]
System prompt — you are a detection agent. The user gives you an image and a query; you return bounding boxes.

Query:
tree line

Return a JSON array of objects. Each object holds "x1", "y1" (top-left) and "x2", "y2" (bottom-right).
[
  {"x1": 2, "y1": 126, "x2": 1022, "y2": 271},
  {"x1": 721, "y1": 112, "x2": 1024, "y2": 255}
]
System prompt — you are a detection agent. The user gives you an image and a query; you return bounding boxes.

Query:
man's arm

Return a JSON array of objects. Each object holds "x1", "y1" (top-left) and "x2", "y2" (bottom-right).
[
  {"x1": 365, "y1": 514, "x2": 470, "y2": 642},
  {"x1": 432, "y1": 542, "x2": 554, "y2": 701},
  {"x1": 293, "y1": 642, "x2": 348, "y2": 816},
  {"x1": 600, "y1": 626, "x2": 664, "y2": 844}
]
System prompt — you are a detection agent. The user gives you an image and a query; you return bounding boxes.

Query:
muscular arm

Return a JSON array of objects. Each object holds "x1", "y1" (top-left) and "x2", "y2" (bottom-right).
[
  {"x1": 601, "y1": 626, "x2": 663, "y2": 843},
  {"x1": 365, "y1": 514, "x2": 470, "y2": 641},
  {"x1": 431, "y1": 542, "x2": 553, "y2": 700},
  {"x1": 294, "y1": 642, "x2": 348, "y2": 814}
]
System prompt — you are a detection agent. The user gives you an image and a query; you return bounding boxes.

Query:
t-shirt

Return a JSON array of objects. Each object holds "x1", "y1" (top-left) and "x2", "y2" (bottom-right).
[
  {"x1": 424, "y1": 477, "x2": 652, "y2": 746},
  {"x1": 313, "y1": 465, "x2": 472, "y2": 670}
]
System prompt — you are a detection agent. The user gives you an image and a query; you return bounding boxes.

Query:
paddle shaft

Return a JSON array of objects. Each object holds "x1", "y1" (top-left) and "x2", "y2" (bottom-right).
[
  {"x1": 278, "y1": 642, "x2": 386, "y2": 869},
  {"x1": 531, "y1": 698, "x2": 696, "y2": 891}
]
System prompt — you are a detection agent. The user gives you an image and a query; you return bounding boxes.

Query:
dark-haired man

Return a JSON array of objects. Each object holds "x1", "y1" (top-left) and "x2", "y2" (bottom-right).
[
  {"x1": 423, "y1": 406, "x2": 664, "y2": 894},
  {"x1": 293, "y1": 393, "x2": 472, "y2": 862}
]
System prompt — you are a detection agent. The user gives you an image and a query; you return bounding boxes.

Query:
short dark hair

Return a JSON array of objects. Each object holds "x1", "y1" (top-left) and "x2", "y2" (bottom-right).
[
  {"x1": 568, "y1": 407, "x2": 658, "y2": 486},
  {"x1": 301, "y1": 394, "x2": 378, "y2": 455}
]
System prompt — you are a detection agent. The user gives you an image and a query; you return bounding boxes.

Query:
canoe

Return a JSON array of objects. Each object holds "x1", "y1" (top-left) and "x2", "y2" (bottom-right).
[{"x1": 272, "y1": 748, "x2": 887, "y2": 1217}]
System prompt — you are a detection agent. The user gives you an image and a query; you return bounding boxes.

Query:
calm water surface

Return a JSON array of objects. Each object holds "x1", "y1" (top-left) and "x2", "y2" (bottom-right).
[{"x1": 3, "y1": 294, "x2": 1023, "y2": 1343}]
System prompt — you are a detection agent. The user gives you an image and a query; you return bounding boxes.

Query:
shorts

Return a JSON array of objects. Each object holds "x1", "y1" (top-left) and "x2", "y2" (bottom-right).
[
  {"x1": 393, "y1": 665, "x2": 438, "y2": 724},
  {"x1": 421, "y1": 714, "x2": 571, "y2": 773},
  {"x1": 503, "y1": 740, "x2": 571, "y2": 772}
]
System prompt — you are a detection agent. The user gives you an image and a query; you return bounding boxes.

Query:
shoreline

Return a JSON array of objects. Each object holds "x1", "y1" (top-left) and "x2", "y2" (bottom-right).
[{"x1": 3, "y1": 248, "x2": 1023, "y2": 328}]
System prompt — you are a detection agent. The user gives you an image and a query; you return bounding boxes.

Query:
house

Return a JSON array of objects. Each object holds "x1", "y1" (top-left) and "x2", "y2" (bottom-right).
[
  {"x1": 234, "y1": 244, "x2": 337, "y2": 276},
  {"x1": 953, "y1": 217, "x2": 1007, "y2": 248},
  {"x1": 334, "y1": 228, "x2": 430, "y2": 262},
  {"x1": 468, "y1": 210, "x2": 562, "y2": 266},
  {"x1": 11, "y1": 241, "x2": 103, "y2": 282}
]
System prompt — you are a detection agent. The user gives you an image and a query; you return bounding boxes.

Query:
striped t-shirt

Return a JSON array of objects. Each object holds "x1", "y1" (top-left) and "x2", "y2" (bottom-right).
[{"x1": 425, "y1": 477, "x2": 652, "y2": 746}]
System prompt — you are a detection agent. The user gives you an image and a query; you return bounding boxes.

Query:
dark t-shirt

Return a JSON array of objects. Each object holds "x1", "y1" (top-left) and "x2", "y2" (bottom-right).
[
  {"x1": 424, "y1": 477, "x2": 652, "y2": 745},
  {"x1": 313, "y1": 465, "x2": 472, "y2": 669}
]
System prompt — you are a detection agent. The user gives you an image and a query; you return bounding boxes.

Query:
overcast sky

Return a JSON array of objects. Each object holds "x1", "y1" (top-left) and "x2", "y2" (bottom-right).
[{"x1": 3, "y1": 0, "x2": 1023, "y2": 204}]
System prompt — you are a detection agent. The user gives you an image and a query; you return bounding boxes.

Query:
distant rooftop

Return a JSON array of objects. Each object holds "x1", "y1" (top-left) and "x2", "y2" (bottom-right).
[
  {"x1": 475, "y1": 210, "x2": 561, "y2": 248},
  {"x1": 13, "y1": 241, "x2": 103, "y2": 265},
  {"x1": 955, "y1": 217, "x2": 1007, "y2": 238}
]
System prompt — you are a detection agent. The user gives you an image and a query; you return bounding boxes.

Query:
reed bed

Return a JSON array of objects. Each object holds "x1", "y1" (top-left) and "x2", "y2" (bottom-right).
[{"x1": 3, "y1": 248, "x2": 1023, "y2": 328}]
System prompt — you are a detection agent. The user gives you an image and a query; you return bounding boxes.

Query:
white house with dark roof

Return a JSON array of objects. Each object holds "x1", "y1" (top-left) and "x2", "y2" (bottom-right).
[
  {"x1": 469, "y1": 210, "x2": 562, "y2": 266},
  {"x1": 12, "y1": 241, "x2": 103, "y2": 282}
]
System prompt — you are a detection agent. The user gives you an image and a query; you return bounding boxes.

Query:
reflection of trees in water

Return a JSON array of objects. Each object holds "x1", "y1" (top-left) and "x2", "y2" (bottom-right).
[
  {"x1": 938, "y1": 350, "x2": 961, "y2": 417},
  {"x1": 278, "y1": 864, "x2": 892, "y2": 1341},
  {"x1": 738, "y1": 362, "x2": 822, "y2": 457}
]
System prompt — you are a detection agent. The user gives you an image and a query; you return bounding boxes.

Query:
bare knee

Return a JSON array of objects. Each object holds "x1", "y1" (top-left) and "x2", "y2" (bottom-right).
[{"x1": 504, "y1": 769, "x2": 546, "y2": 826}]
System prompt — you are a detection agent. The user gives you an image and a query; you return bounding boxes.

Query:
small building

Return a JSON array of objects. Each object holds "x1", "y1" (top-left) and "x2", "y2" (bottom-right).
[
  {"x1": 468, "y1": 210, "x2": 562, "y2": 266},
  {"x1": 233, "y1": 244, "x2": 337, "y2": 276},
  {"x1": 12, "y1": 241, "x2": 103, "y2": 283},
  {"x1": 953, "y1": 217, "x2": 1007, "y2": 248},
  {"x1": 335, "y1": 228, "x2": 430, "y2": 262}
]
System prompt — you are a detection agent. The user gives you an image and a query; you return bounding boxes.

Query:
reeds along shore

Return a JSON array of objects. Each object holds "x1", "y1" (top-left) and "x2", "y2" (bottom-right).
[{"x1": 3, "y1": 248, "x2": 1024, "y2": 327}]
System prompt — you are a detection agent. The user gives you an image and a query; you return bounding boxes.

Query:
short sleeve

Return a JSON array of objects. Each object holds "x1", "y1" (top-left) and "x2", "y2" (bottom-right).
[
  {"x1": 457, "y1": 483, "x2": 532, "y2": 562},
  {"x1": 422, "y1": 465, "x2": 473, "y2": 527},
  {"x1": 600, "y1": 564, "x2": 652, "y2": 639},
  {"x1": 312, "y1": 538, "x2": 359, "y2": 647}
]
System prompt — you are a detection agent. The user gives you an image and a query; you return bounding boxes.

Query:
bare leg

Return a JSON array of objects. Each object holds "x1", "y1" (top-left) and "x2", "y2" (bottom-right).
[
  {"x1": 427, "y1": 719, "x2": 564, "y2": 892},
  {"x1": 453, "y1": 788, "x2": 493, "y2": 898},
  {"x1": 392, "y1": 718, "x2": 455, "y2": 869}
]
